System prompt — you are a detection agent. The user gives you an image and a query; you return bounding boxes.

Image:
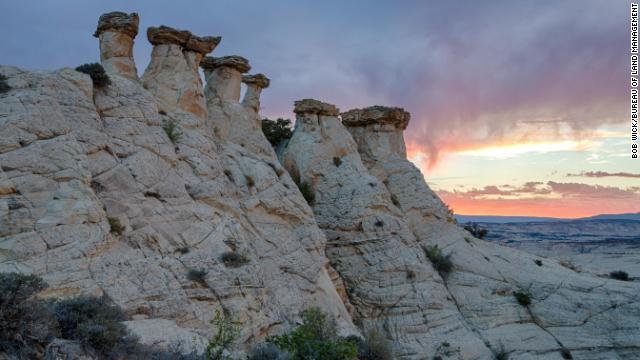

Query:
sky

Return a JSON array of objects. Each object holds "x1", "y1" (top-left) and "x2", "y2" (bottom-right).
[{"x1": 1, "y1": 0, "x2": 638, "y2": 218}]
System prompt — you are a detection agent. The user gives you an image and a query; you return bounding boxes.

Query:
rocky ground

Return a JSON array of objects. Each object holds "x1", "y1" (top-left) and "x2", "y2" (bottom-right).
[{"x1": 0, "y1": 11, "x2": 639, "y2": 360}]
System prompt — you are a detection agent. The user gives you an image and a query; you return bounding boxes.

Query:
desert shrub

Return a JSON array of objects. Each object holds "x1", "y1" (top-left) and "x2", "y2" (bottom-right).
[
  {"x1": 424, "y1": 245, "x2": 454, "y2": 278},
  {"x1": 261, "y1": 118, "x2": 293, "y2": 147},
  {"x1": 0, "y1": 74, "x2": 10, "y2": 94},
  {"x1": 560, "y1": 348, "x2": 573, "y2": 359},
  {"x1": 75, "y1": 63, "x2": 111, "y2": 87},
  {"x1": 463, "y1": 223, "x2": 488, "y2": 239},
  {"x1": 297, "y1": 181, "x2": 315, "y2": 205},
  {"x1": 390, "y1": 194, "x2": 400, "y2": 207},
  {"x1": 245, "y1": 175, "x2": 255, "y2": 187},
  {"x1": 163, "y1": 119, "x2": 183, "y2": 143},
  {"x1": 177, "y1": 246, "x2": 190, "y2": 254},
  {"x1": 513, "y1": 291, "x2": 531, "y2": 307},
  {"x1": 221, "y1": 252, "x2": 249, "y2": 268},
  {"x1": 51, "y1": 296, "x2": 135, "y2": 355},
  {"x1": 353, "y1": 330, "x2": 393, "y2": 360},
  {"x1": 610, "y1": 270, "x2": 629, "y2": 281},
  {"x1": 374, "y1": 220, "x2": 384, "y2": 227},
  {"x1": 495, "y1": 349, "x2": 509, "y2": 360},
  {"x1": 0, "y1": 273, "x2": 57, "y2": 357},
  {"x1": 333, "y1": 157, "x2": 342, "y2": 167},
  {"x1": 247, "y1": 342, "x2": 292, "y2": 360},
  {"x1": 205, "y1": 310, "x2": 238, "y2": 360},
  {"x1": 268, "y1": 308, "x2": 357, "y2": 360},
  {"x1": 108, "y1": 217, "x2": 124, "y2": 235},
  {"x1": 534, "y1": 259, "x2": 543, "y2": 266},
  {"x1": 187, "y1": 269, "x2": 208, "y2": 283},
  {"x1": 559, "y1": 260, "x2": 579, "y2": 272}
]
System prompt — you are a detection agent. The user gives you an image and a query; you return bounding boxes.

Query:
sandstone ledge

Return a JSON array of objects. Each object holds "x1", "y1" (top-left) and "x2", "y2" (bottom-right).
[
  {"x1": 293, "y1": 99, "x2": 339, "y2": 116},
  {"x1": 242, "y1": 74, "x2": 270, "y2": 88},
  {"x1": 94, "y1": 12, "x2": 139, "y2": 38},
  {"x1": 147, "y1": 26, "x2": 221, "y2": 54},
  {"x1": 201, "y1": 56, "x2": 251, "y2": 73},
  {"x1": 341, "y1": 106, "x2": 410, "y2": 130}
]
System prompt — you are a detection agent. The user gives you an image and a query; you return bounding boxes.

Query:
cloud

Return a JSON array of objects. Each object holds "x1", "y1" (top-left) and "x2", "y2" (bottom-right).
[
  {"x1": 567, "y1": 171, "x2": 640, "y2": 179},
  {"x1": 437, "y1": 181, "x2": 640, "y2": 217}
]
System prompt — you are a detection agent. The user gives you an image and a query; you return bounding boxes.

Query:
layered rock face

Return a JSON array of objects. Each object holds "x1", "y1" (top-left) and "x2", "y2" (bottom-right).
[
  {"x1": 340, "y1": 106, "x2": 640, "y2": 359},
  {"x1": 0, "y1": 12, "x2": 355, "y2": 356},
  {"x1": 1, "y1": 10, "x2": 639, "y2": 360},
  {"x1": 281, "y1": 100, "x2": 493, "y2": 359},
  {"x1": 94, "y1": 12, "x2": 140, "y2": 80}
]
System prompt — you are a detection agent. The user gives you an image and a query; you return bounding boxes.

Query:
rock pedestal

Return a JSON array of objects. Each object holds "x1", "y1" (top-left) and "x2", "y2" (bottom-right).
[
  {"x1": 141, "y1": 26, "x2": 220, "y2": 119},
  {"x1": 241, "y1": 73, "x2": 270, "y2": 114},
  {"x1": 94, "y1": 12, "x2": 140, "y2": 80}
]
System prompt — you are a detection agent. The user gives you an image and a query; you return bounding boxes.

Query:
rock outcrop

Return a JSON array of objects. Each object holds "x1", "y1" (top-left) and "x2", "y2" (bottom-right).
[
  {"x1": 141, "y1": 25, "x2": 220, "y2": 119},
  {"x1": 94, "y1": 12, "x2": 140, "y2": 80},
  {"x1": 1, "y1": 11, "x2": 639, "y2": 360}
]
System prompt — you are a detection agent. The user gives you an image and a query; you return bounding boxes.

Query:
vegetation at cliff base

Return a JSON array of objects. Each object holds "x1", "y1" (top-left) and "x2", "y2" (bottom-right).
[
  {"x1": 267, "y1": 308, "x2": 357, "y2": 360},
  {"x1": 297, "y1": 180, "x2": 315, "y2": 205},
  {"x1": 75, "y1": 63, "x2": 111, "y2": 87},
  {"x1": 262, "y1": 118, "x2": 293, "y2": 147}
]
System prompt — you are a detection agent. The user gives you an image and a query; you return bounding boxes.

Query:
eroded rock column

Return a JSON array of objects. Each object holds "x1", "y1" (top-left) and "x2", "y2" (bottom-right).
[
  {"x1": 241, "y1": 73, "x2": 270, "y2": 115},
  {"x1": 201, "y1": 56, "x2": 251, "y2": 138},
  {"x1": 342, "y1": 106, "x2": 451, "y2": 220},
  {"x1": 141, "y1": 26, "x2": 220, "y2": 119},
  {"x1": 282, "y1": 99, "x2": 492, "y2": 359},
  {"x1": 94, "y1": 12, "x2": 140, "y2": 80}
]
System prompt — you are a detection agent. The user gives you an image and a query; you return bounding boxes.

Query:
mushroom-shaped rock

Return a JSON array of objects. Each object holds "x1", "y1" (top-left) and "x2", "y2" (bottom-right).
[
  {"x1": 94, "y1": 11, "x2": 139, "y2": 80},
  {"x1": 142, "y1": 26, "x2": 221, "y2": 118},
  {"x1": 94, "y1": 11, "x2": 139, "y2": 38},
  {"x1": 293, "y1": 99, "x2": 339, "y2": 116},
  {"x1": 147, "y1": 25, "x2": 191, "y2": 46},
  {"x1": 202, "y1": 56, "x2": 251, "y2": 106},
  {"x1": 341, "y1": 105, "x2": 410, "y2": 130},
  {"x1": 185, "y1": 35, "x2": 221, "y2": 54},
  {"x1": 241, "y1": 74, "x2": 270, "y2": 112},
  {"x1": 201, "y1": 56, "x2": 251, "y2": 74}
]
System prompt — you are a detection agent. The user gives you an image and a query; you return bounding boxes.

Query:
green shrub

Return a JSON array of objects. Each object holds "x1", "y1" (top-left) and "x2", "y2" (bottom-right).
[
  {"x1": 297, "y1": 181, "x2": 315, "y2": 205},
  {"x1": 513, "y1": 291, "x2": 531, "y2": 307},
  {"x1": 610, "y1": 271, "x2": 629, "y2": 281},
  {"x1": 75, "y1": 63, "x2": 111, "y2": 87},
  {"x1": 163, "y1": 119, "x2": 183, "y2": 143},
  {"x1": 108, "y1": 217, "x2": 124, "y2": 235},
  {"x1": 221, "y1": 252, "x2": 249, "y2": 268},
  {"x1": 187, "y1": 268, "x2": 208, "y2": 283},
  {"x1": 0, "y1": 273, "x2": 57, "y2": 357},
  {"x1": 52, "y1": 296, "x2": 135, "y2": 355},
  {"x1": 0, "y1": 74, "x2": 10, "y2": 94},
  {"x1": 261, "y1": 118, "x2": 293, "y2": 147},
  {"x1": 177, "y1": 246, "x2": 190, "y2": 254},
  {"x1": 390, "y1": 194, "x2": 400, "y2": 207},
  {"x1": 560, "y1": 348, "x2": 573, "y2": 359},
  {"x1": 534, "y1": 259, "x2": 543, "y2": 266},
  {"x1": 463, "y1": 223, "x2": 488, "y2": 239},
  {"x1": 353, "y1": 330, "x2": 393, "y2": 360},
  {"x1": 268, "y1": 308, "x2": 357, "y2": 360},
  {"x1": 247, "y1": 342, "x2": 292, "y2": 360},
  {"x1": 205, "y1": 310, "x2": 238, "y2": 360},
  {"x1": 245, "y1": 175, "x2": 255, "y2": 188},
  {"x1": 333, "y1": 157, "x2": 342, "y2": 167},
  {"x1": 424, "y1": 245, "x2": 454, "y2": 278}
]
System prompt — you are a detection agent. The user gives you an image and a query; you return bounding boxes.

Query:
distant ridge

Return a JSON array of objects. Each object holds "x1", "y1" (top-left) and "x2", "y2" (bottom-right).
[{"x1": 455, "y1": 212, "x2": 640, "y2": 223}]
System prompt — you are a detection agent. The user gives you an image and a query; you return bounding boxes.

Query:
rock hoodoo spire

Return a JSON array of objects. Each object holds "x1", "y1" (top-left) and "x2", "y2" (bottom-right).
[
  {"x1": 141, "y1": 25, "x2": 220, "y2": 118},
  {"x1": 94, "y1": 11, "x2": 140, "y2": 80},
  {"x1": 201, "y1": 56, "x2": 251, "y2": 103},
  {"x1": 241, "y1": 74, "x2": 270, "y2": 113}
]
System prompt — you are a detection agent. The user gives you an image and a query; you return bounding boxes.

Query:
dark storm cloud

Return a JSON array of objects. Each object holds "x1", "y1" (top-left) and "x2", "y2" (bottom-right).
[{"x1": 0, "y1": 1, "x2": 626, "y2": 164}]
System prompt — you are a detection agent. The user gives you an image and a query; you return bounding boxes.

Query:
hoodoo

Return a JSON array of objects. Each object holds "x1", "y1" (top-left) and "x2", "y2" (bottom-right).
[{"x1": 0, "y1": 10, "x2": 638, "y2": 360}]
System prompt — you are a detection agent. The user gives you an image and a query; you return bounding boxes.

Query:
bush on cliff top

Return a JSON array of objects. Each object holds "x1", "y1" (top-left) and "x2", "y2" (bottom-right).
[
  {"x1": 463, "y1": 222, "x2": 488, "y2": 239},
  {"x1": 0, "y1": 74, "x2": 10, "y2": 94},
  {"x1": 75, "y1": 63, "x2": 111, "y2": 87},
  {"x1": 261, "y1": 118, "x2": 293, "y2": 147}
]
